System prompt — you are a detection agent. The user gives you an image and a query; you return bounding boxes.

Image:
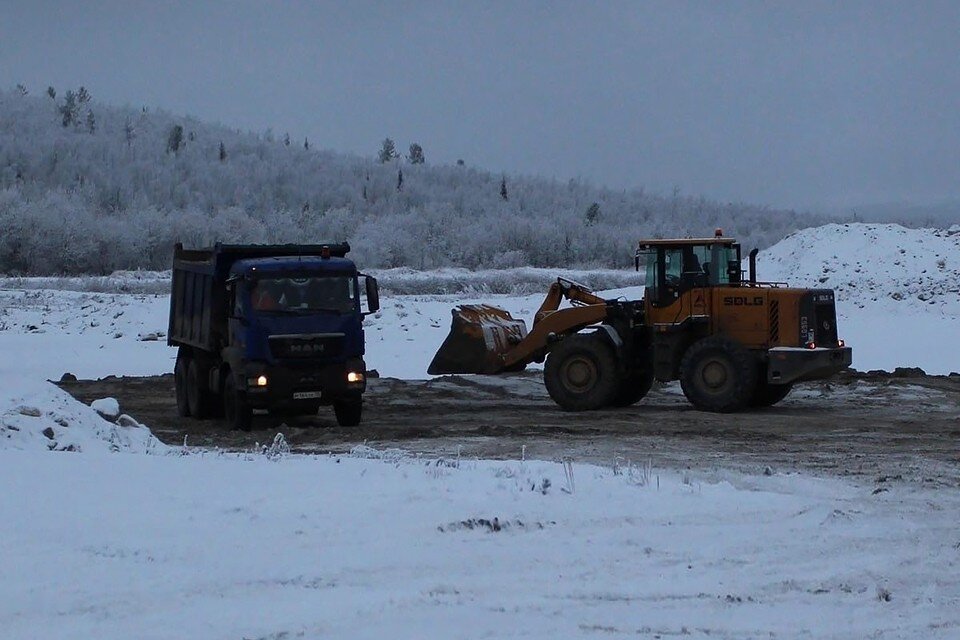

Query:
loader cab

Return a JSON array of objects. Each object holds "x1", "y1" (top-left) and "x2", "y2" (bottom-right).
[{"x1": 638, "y1": 237, "x2": 741, "y2": 308}]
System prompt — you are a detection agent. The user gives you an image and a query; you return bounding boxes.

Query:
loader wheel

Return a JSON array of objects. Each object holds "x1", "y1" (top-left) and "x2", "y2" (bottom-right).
[
  {"x1": 751, "y1": 380, "x2": 793, "y2": 408},
  {"x1": 223, "y1": 374, "x2": 252, "y2": 432},
  {"x1": 611, "y1": 368, "x2": 655, "y2": 407},
  {"x1": 680, "y1": 336, "x2": 757, "y2": 413},
  {"x1": 186, "y1": 359, "x2": 209, "y2": 419},
  {"x1": 174, "y1": 353, "x2": 191, "y2": 418},
  {"x1": 544, "y1": 334, "x2": 619, "y2": 411}
]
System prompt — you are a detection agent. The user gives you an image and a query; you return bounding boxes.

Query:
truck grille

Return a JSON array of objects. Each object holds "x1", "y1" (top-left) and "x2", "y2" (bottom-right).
[
  {"x1": 269, "y1": 333, "x2": 344, "y2": 359},
  {"x1": 815, "y1": 304, "x2": 838, "y2": 345}
]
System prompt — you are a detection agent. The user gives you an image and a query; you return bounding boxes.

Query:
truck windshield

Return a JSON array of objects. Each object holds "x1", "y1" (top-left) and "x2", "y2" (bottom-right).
[{"x1": 251, "y1": 276, "x2": 356, "y2": 314}]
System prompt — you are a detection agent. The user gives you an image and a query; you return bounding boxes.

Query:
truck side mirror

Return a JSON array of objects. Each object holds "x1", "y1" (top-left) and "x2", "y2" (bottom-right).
[{"x1": 364, "y1": 276, "x2": 380, "y2": 314}]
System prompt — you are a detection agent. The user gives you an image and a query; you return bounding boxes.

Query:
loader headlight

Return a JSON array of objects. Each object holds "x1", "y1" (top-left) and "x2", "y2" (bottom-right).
[{"x1": 347, "y1": 371, "x2": 364, "y2": 383}]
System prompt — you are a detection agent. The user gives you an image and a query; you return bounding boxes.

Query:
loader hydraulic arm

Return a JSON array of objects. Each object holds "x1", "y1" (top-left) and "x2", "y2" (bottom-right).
[
  {"x1": 533, "y1": 278, "x2": 606, "y2": 324},
  {"x1": 428, "y1": 277, "x2": 611, "y2": 375}
]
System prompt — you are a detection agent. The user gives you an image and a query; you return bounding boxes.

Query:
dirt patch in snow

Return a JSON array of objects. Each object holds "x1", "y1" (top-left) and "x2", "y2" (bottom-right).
[{"x1": 57, "y1": 370, "x2": 960, "y2": 485}]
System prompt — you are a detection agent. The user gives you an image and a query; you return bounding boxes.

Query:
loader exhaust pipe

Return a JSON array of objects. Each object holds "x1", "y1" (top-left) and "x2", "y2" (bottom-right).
[{"x1": 749, "y1": 248, "x2": 759, "y2": 284}]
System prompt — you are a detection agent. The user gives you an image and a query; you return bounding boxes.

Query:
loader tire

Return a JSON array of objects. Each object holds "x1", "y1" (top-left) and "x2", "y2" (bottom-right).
[
  {"x1": 544, "y1": 334, "x2": 619, "y2": 411},
  {"x1": 174, "y1": 352, "x2": 191, "y2": 418},
  {"x1": 680, "y1": 336, "x2": 757, "y2": 413},
  {"x1": 611, "y1": 368, "x2": 655, "y2": 407},
  {"x1": 750, "y1": 379, "x2": 793, "y2": 408}
]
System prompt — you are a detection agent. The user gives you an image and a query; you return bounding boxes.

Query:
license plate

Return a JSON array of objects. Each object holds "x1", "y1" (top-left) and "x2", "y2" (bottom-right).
[{"x1": 293, "y1": 391, "x2": 323, "y2": 400}]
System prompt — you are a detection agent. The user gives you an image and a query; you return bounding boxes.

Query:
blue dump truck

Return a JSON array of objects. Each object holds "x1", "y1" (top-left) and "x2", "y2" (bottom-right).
[{"x1": 168, "y1": 243, "x2": 379, "y2": 430}]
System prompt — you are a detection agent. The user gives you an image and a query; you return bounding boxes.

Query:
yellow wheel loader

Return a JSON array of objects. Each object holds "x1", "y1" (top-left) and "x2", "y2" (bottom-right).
[{"x1": 428, "y1": 232, "x2": 853, "y2": 412}]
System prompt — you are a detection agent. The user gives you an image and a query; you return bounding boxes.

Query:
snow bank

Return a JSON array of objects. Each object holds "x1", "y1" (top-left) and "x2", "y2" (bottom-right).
[
  {"x1": 0, "y1": 448, "x2": 956, "y2": 639},
  {"x1": 0, "y1": 379, "x2": 166, "y2": 454},
  {"x1": 758, "y1": 223, "x2": 960, "y2": 373}
]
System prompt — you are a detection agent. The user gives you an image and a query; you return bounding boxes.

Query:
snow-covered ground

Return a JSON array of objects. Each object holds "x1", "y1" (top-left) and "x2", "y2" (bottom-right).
[
  {"x1": 1, "y1": 223, "x2": 959, "y2": 638},
  {"x1": 2, "y1": 447, "x2": 958, "y2": 639}
]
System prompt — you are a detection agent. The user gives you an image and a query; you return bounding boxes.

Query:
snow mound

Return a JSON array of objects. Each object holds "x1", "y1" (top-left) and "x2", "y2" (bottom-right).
[
  {"x1": 0, "y1": 380, "x2": 166, "y2": 454},
  {"x1": 758, "y1": 223, "x2": 960, "y2": 317}
]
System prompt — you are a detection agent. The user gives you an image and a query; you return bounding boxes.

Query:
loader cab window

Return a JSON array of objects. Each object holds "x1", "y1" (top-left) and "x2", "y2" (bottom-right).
[{"x1": 644, "y1": 244, "x2": 719, "y2": 307}]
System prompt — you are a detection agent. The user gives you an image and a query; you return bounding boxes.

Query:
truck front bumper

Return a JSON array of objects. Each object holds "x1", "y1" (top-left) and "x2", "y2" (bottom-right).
[
  {"x1": 242, "y1": 359, "x2": 366, "y2": 409},
  {"x1": 766, "y1": 346, "x2": 852, "y2": 385}
]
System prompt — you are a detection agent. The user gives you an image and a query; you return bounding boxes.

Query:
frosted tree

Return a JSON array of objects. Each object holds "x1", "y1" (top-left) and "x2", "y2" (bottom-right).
[
  {"x1": 219, "y1": 141, "x2": 227, "y2": 162},
  {"x1": 378, "y1": 138, "x2": 398, "y2": 163},
  {"x1": 59, "y1": 90, "x2": 78, "y2": 127},
  {"x1": 283, "y1": 132, "x2": 290, "y2": 146},
  {"x1": 397, "y1": 167, "x2": 404, "y2": 192},
  {"x1": 77, "y1": 86, "x2": 91, "y2": 105},
  {"x1": 585, "y1": 202, "x2": 600, "y2": 225},
  {"x1": 408, "y1": 143, "x2": 425, "y2": 164},
  {"x1": 16, "y1": 84, "x2": 28, "y2": 96},
  {"x1": 46, "y1": 86, "x2": 56, "y2": 100},
  {"x1": 167, "y1": 125, "x2": 184, "y2": 154},
  {"x1": 123, "y1": 119, "x2": 136, "y2": 146},
  {"x1": 304, "y1": 137, "x2": 310, "y2": 150},
  {"x1": 500, "y1": 177, "x2": 508, "y2": 201},
  {"x1": 86, "y1": 110, "x2": 96, "y2": 133}
]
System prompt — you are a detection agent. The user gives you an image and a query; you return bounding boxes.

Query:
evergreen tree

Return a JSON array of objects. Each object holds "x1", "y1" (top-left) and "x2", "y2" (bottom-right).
[
  {"x1": 123, "y1": 119, "x2": 135, "y2": 146},
  {"x1": 219, "y1": 141, "x2": 227, "y2": 162},
  {"x1": 378, "y1": 137, "x2": 398, "y2": 163},
  {"x1": 283, "y1": 132, "x2": 290, "y2": 146},
  {"x1": 397, "y1": 167, "x2": 404, "y2": 192},
  {"x1": 59, "y1": 90, "x2": 78, "y2": 127},
  {"x1": 408, "y1": 142, "x2": 425, "y2": 164},
  {"x1": 304, "y1": 137, "x2": 310, "y2": 150},
  {"x1": 77, "y1": 86, "x2": 91, "y2": 105},
  {"x1": 16, "y1": 84, "x2": 27, "y2": 96},
  {"x1": 456, "y1": 159, "x2": 465, "y2": 166},
  {"x1": 500, "y1": 177, "x2": 508, "y2": 201},
  {"x1": 85, "y1": 110, "x2": 96, "y2": 134},
  {"x1": 585, "y1": 202, "x2": 600, "y2": 225},
  {"x1": 167, "y1": 125, "x2": 184, "y2": 154},
  {"x1": 46, "y1": 86, "x2": 56, "y2": 100}
]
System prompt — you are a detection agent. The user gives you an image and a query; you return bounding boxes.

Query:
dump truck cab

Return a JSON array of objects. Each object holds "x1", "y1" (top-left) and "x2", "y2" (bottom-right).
[{"x1": 169, "y1": 243, "x2": 379, "y2": 430}]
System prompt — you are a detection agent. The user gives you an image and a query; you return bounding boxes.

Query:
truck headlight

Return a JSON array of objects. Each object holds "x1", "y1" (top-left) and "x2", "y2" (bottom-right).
[
  {"x1": 347, "y1": 371, "x2": 364, "y2": 383},
  {"x1": 247, "y1": 375, "x2": 268, "y2": 387}
]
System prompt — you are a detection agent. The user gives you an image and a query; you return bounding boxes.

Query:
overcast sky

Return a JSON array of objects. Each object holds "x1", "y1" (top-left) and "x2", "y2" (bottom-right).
[{"x1": 2, "y1": 1, "x2": 958, "y2": 211}]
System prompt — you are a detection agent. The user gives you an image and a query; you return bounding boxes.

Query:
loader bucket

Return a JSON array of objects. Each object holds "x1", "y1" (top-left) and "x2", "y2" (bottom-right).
[{"x1": 427, "y1": 304, "x2": 528, "y2": 375}]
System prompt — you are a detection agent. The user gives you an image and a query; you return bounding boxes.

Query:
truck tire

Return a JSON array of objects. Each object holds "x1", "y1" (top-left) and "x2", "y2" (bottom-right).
[
  {"x1": 611, "y1": 368, "x2": 655, "y2": 407},
  {"x1": 334, "y1": 399, "x2": 362, "y2": 427},
  {"x1": 174, "y1": 353, "x2": 191, "y2": 417},
  {"x1": 223, "y1": 374, "x2": 252, "y2": 431},
  {"x1": 186, "y1": 359, "x2": 209, "y2": 419},
  {"x1": 680, "y1": 336, "x2": 757, "y2": 413},
  {"x1": 544, "y1": 334, "x2": 619, "y2": 411},
  {"x1": 751, "y1": 380, "x2": 793, "y2": 408}
]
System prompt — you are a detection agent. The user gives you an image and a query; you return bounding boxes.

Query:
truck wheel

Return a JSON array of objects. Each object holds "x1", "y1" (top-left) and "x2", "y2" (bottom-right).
[
  {"x1": 680, "y1": 336, "x2": 757, "y2": 413},
  {"x1": 223, "y1": 375, "x2": 252, "y2": 431},
  {"x1": 186, "y1": 360, "x2": 209, "y2": 419},
  {"x1": 751, "y1": 380, "x2": 793, "y2": 407},
  {"x1": 544, "y1": 334, "x2": 619, "y2": 411},
  {"x1": 334, "y1": 400, "x2": 362, "y2": 427},
  {"x1": 174, "y1": 354, "x2": 191, "y2": 417},
  {"x1": 611, "y1": 368, "x2": 655, "y2": 407}
]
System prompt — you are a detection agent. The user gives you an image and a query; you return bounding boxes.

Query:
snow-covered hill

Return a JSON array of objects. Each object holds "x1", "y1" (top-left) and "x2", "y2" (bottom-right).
[
  {"x1": 758, "y1": 223, "x2": 960, "y2": 316},
  {"x1": 758, "y1": 223, "x2": 960, "y2": 373}
]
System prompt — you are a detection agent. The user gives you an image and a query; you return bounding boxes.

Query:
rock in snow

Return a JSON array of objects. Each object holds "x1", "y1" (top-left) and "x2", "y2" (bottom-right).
[{"x1": 90, "y1": 397, "x2": 121, "y2": 421}]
